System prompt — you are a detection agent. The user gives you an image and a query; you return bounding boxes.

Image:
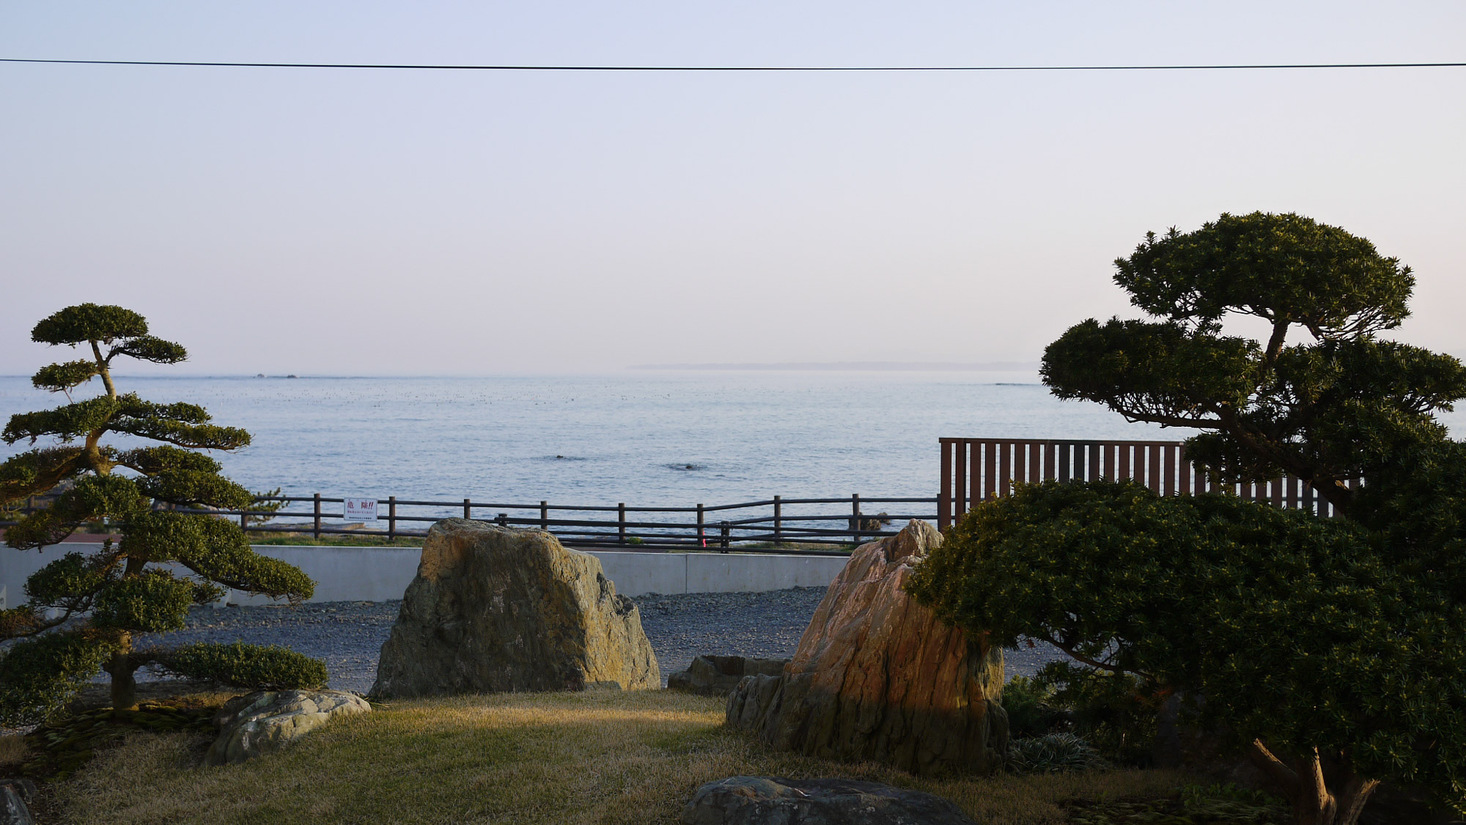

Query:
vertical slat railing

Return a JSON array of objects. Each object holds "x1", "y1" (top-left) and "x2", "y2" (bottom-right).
[{"x1": 937, "y1": 437, "x2": 1338, "y2": 528}]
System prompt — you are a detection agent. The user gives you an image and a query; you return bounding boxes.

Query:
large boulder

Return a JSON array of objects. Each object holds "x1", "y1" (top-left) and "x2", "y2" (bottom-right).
[
  {"x1": 205, "y1": 689, "x2": 370, "y2": 766},
  {"x1": 726, "y1": 520, "x2": 1006, "y2": 775},
  {"x1": 370, "y1": 519, "x2": 658, "y2": 698},
  {"x1": 681, "y1": 776, "x2": 977, "y2": 825}
]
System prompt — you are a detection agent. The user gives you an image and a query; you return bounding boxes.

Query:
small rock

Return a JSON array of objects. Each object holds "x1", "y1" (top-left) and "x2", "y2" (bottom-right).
[
  {"x1": 205, "y1": 689, "x2": 370, "y2": 766},
  {"x1": 681, "y1": 776, "x2": 977, "y2": 825},
  {"x1": 0, "y1": 781, "x2": 34, "y2": 825},
  {"x1": 668, "y1": 655, "x2": 787, "y2": 696}
]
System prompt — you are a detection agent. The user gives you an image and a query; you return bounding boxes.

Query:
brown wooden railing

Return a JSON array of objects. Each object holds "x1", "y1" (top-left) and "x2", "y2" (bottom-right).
[
  {"x1": 3, "y1": 493, "x2": 937, "y2": 555},
  {"x1": 938, "y1": 437, "x2": 1344, "y2": 528}
]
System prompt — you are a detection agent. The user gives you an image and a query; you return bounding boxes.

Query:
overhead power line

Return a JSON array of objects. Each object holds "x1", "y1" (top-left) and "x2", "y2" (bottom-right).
[{"x1": 2, "y1": 57, "x2": 1464, "y2": 72}]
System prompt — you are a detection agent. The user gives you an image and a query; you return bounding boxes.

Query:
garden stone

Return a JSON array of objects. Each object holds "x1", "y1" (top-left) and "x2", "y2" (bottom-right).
[
  {"x1": 726, "y1": 520, "x2": 1007, "y2": 775},
  {"x1": 370, "y1": 519, "x2": 658, "y2": 698},
  {"x1": 0, "y1": 780, "x2": 33, "y2": 825},
  {"x1": 205, "y1": 689, "x2": 370, "y2": 766},
  {"x1": 669, "y1": 655, "x2": 787, "y2": 696},
  {"x1": 681, "y1": 776, "x2": 977, "y2": 825}
]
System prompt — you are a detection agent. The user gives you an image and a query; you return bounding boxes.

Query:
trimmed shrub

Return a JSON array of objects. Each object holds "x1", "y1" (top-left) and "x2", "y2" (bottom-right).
[{"x1": 157, "y1": 642, "x2": 328, "y2": 690}]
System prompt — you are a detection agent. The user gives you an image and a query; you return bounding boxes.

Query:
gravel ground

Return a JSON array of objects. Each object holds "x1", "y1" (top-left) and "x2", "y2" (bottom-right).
[{"x1": 133, "y1": 588, "x2": 1068, "y2": 694}]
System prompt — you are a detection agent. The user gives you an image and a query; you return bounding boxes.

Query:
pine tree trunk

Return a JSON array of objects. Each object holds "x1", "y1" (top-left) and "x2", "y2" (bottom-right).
[
  {"x1": 1248, "y1": 740, "x2": 1380, "y2": 825},
  {"x1": 105, "y1": 633, "x2": 137, "y2": 713}
]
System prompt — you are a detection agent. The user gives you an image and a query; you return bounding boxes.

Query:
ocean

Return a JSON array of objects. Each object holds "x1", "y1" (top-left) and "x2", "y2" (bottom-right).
[{"x1": 4, "y1": 372, "x2": 1462, "y2": 509}]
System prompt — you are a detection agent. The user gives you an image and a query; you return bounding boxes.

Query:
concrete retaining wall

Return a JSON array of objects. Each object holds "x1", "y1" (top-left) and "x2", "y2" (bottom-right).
[{"x1": 1, "y1": 543, "x2": 851, "y2": 607}]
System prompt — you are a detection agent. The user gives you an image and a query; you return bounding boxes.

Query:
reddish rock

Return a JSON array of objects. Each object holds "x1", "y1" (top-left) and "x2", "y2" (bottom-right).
[{"x1": 726, "y1": 520, "x2": 1006, "y2": 775}]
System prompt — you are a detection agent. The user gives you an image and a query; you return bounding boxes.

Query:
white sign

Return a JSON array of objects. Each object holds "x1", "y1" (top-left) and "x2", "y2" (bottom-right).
[{"x1": 344, "y1": 498, "x2": 379, "y2": 522}]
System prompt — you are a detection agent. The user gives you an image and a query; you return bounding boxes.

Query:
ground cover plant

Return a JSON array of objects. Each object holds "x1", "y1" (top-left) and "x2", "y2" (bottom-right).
[
  {"x1": 911, "y1": 213, "x2": 1466, "y2": 825},
  {"x1": 41, "y1": 688, "x2": 1200, "y2": 825},
  {"x1": 0, "y1": 305, "x2": 325, "y2": 725}
]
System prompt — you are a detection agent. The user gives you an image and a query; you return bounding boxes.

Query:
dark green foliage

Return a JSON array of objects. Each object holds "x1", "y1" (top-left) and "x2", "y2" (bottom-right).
[
  {"x1": 3, "y1": 475, "x2": 149, "y2": 551},
  {"x1": 122, "y1": 511, "x2": 314, "y2": 599},
  {"x1": 1000, "y1": 675, "x2": 1066, "y2": 739},
  {"x1": 30, "y1": 303, "x2": 148, "y2": 346},
  {"x1": 1042, "y1": 212, "x2": 1466, "y2": 516},
  {"x1": 114, "y1": 445, "x2": 222, "y2": 476},
  {"x1": 0, "y1": 632, "x2": 117, "y2": 727},
  {"x1": 1033, "y1": 661, "x2": 1161, "y2": 766},
  {"x1": 1113, "y1": 212, "x2": 1412, "y2": 340},
  {"x1": 1, "y1": 304, "x2": 321, "y2": 725},
  {"x1": 1005, "y1": 732, "x2": 1108, "y2": 775},
  {"x1": 90, "y1": 571, "x2": 200, "y2": 633},
  {"x1": 107, "y1": 335, "x2": 188, "y2": 365},
  {"x1": 158, "y1": 642, "x2": 329, "y2": 690},
  {"x1": 31, "y1": 359, "x2": 101, "y2": 392},
  {"x1": 1043, "y1": 318, "x2": 1259, "y2": 416},
  {"x1": 912, "y1": 481, "x2": 1466, "y2": 817},
  {"x1": 132, "y1": 468, "x2": 254, "y2": 510},
  {"x1": 109, "y1": 395, "x2": 251, "y2": 450},
  {"x1": 2, "y1": 397, "x2": 120, "y2": 445},
  {"x1": 0, "y1": 446, "x2": 85, "y2": 501},
  {"x1": 1010, "y1": 215, "x2": 1466, "y2": 822},
  {"x1": 23, "y1": 551, "x2": 116, "y2": 610}
]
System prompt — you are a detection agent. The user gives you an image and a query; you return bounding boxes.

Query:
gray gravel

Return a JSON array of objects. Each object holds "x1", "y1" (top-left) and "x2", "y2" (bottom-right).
[{"x1": 135, "y1": 588, "x2": 1067, "y2": 694}]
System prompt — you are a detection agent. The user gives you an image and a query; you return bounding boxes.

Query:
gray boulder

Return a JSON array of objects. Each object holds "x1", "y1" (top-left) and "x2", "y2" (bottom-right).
[
  {"x1": 0, "y1": 779, "x2": 35, "y2": 825},
  {"x1": 206, "y1": 689, "x2": 371, "y2": 766},
  {"x1": 681, "y1": 776, "x2": 977, "y2": 825},
  {"x1": 370, "y1": 519, "x2": 658, "y2": 698},
  {"x1": 669, "y1": 655, "x2": 788, "y2": 696}
]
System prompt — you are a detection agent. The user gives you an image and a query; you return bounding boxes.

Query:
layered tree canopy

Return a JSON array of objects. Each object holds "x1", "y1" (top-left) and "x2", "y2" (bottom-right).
[
  {"x1": 1, "y1": 304, "x2": 321, "y2": 726},
  {"x1": 914, "y1": 215, "x2": 1466, "y2": 825},
  {"x1": 1041, "y1": 211, "x2": 1466, "y2": 518}
]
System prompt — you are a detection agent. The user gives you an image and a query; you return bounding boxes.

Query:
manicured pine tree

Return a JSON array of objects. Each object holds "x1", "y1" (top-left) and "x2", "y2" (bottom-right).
[
  {"x1": 1, "y1": 304, "x2": 324, "y2": 726},
  {"x1": 912, "y1": 214, "x2": 1466, "y2": 825}
]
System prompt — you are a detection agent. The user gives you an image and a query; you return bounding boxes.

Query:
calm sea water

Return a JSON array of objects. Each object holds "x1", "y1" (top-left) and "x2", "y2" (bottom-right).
[{"x1": 5, "y1": 372, "x2": 1461, "y2": 507}]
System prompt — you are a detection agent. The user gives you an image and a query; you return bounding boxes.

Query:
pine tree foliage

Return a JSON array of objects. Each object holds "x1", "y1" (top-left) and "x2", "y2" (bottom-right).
[
  {"x1": 0, "y1": 304, "x2": 320, "y2": 726},
  {"x1": 911, "y1": 215, "x2": 1466, "y2": 825}
]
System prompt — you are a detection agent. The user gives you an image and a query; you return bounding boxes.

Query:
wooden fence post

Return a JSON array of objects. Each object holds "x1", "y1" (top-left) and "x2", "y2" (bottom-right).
[
  {"x1": 388, "y1": 496, "x2": 397, "y2": 540},
  {"x1": 850, "y1": 493, "x2": 861, "y2": 544},
  {"x1": 312, "y1": 493, "x2": 321, "y2": 540},
  {"x1": 540, "y1": 501, "x2": 549, "y2": 531},
  {"x1": 697, "y1": 504, "x2": 705, "y2": 548},
  {"x1": 618, "y1": 503, "x2": 626, "y2": 545},
  {"x1": 463, "y1": 498, "x2": 472, "y2": 519},
  {"x1": 773, "y1": 495, "x2": 782, "y2": 544}
]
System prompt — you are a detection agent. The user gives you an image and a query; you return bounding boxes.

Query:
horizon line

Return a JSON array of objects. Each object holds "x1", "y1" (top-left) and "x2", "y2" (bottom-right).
[{"x1": 629, "y1": 360, "x2": 1040, "y2": 372}]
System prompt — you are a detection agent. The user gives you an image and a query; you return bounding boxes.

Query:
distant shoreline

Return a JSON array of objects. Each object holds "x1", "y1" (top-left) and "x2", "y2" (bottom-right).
[{"x1": 629, "y1": 361, "x2": 1040, "y2": 372}]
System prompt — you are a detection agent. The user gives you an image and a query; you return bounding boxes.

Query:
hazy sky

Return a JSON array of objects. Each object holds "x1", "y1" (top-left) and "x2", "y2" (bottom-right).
[{"x1": 2, "y1": 2, "x2": 1463, "y2": 376}]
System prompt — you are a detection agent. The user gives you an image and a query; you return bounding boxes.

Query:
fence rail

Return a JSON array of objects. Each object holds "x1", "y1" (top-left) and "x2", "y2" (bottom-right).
[
  {"x1": 4, "y1": 493, "x2": 938, "y2": 555},
  {"x1": 938, "y1": 437, "x2": 1345, "y2": 528}
]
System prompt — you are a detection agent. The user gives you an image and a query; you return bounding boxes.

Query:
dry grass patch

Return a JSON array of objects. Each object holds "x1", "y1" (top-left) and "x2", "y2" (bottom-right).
[
  {"x1": 51, "y1": 689, "x2": 1186, "y2": 825},
  {"x1": 0, "y1": 732, "x2": 27, "y2": 772}
]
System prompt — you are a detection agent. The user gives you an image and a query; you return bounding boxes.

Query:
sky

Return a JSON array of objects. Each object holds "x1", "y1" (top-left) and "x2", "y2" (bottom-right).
[{"x1": 2, "y1": 2, "x2": 1463, "y2": 376}]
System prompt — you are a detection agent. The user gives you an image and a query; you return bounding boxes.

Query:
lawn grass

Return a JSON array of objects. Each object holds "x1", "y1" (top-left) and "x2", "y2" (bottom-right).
[{"x1": 46, "y1": 689, "x2": 1190, "y2": 825}]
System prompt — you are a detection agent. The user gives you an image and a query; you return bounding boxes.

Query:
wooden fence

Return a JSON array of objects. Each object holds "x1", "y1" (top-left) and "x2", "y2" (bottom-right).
[
  {"x1": 2, "y1": 493, "x2": 935, "y2": 554},
  {"x1": 938, "y1": 437, "x2": 1344, "y2": 529}
]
